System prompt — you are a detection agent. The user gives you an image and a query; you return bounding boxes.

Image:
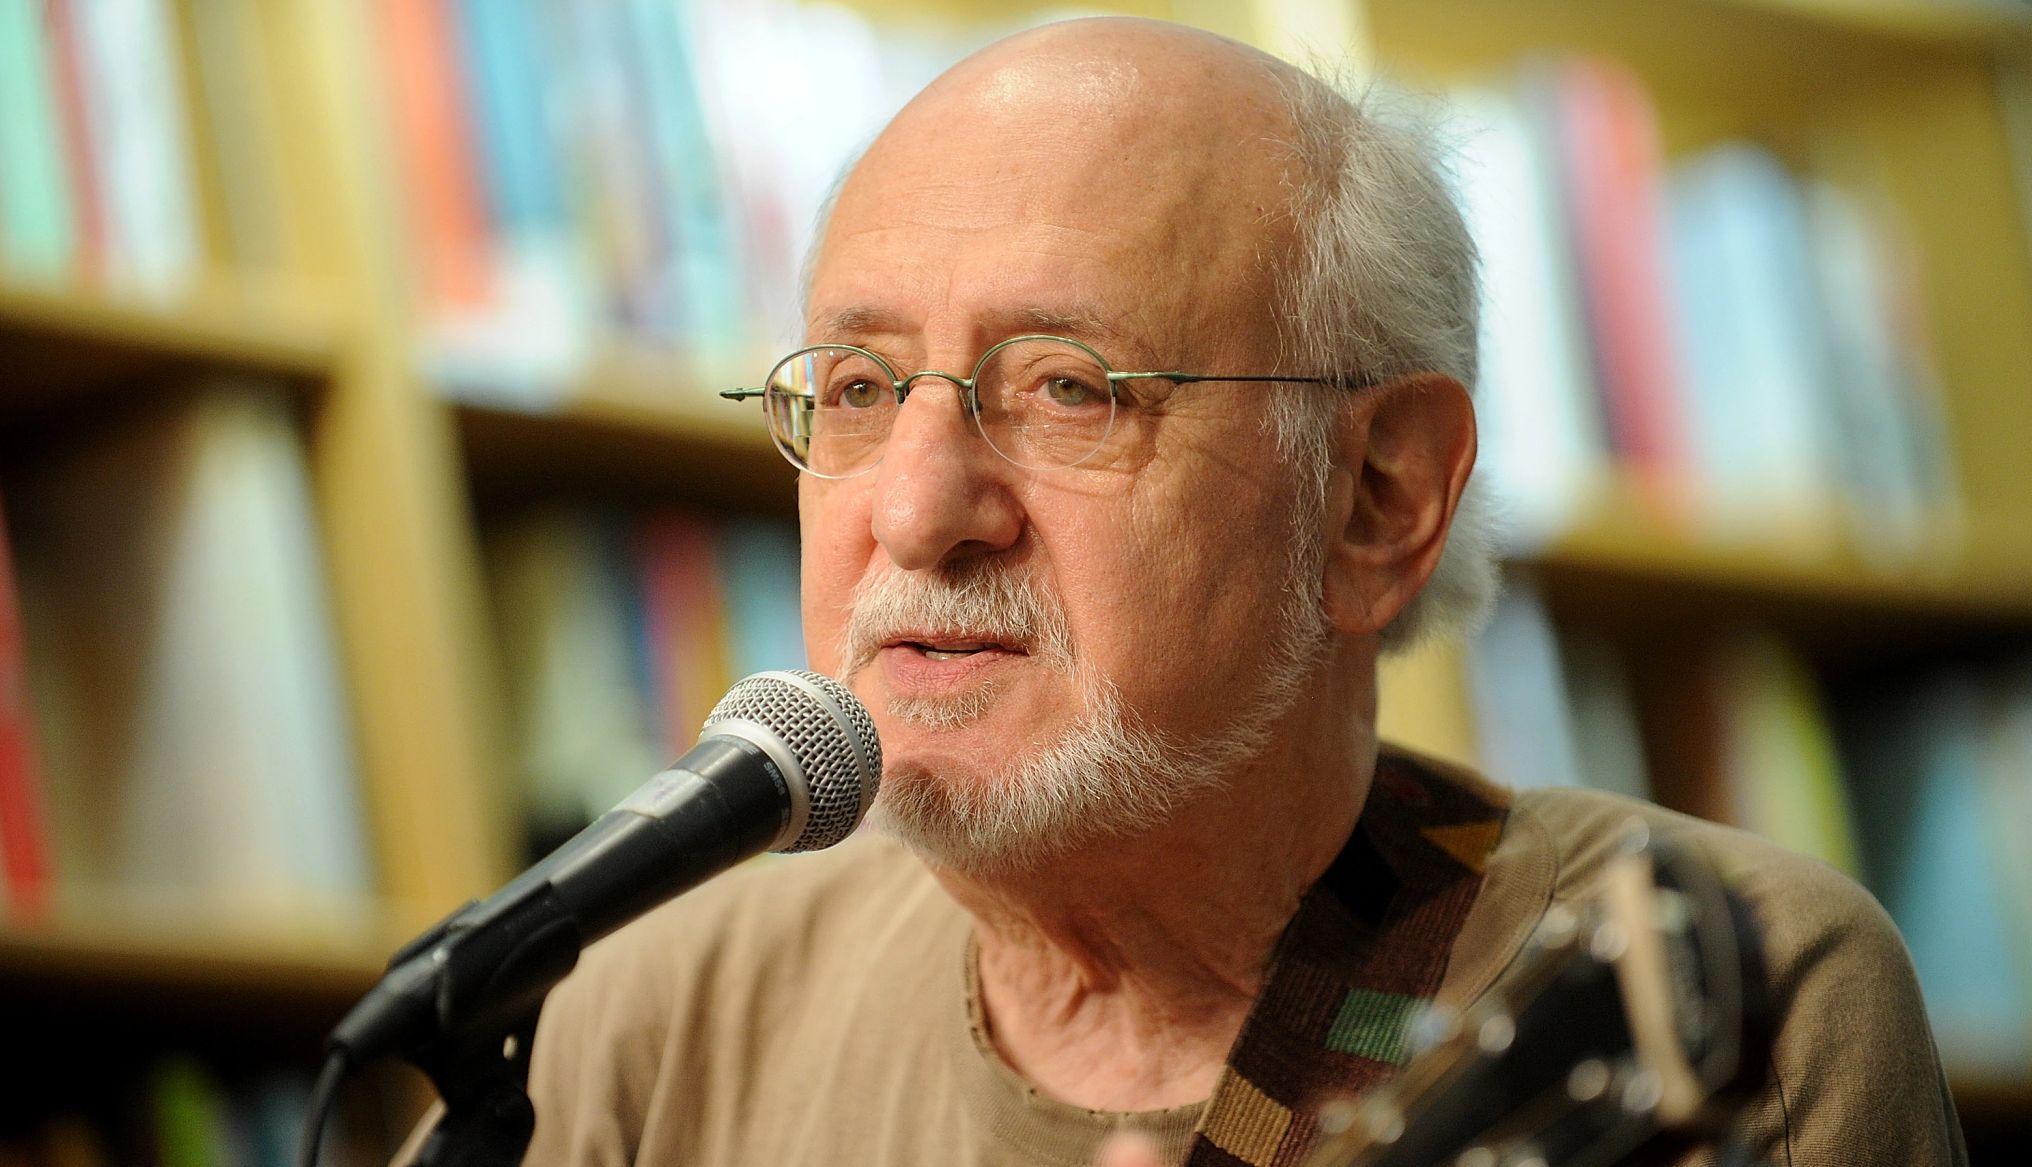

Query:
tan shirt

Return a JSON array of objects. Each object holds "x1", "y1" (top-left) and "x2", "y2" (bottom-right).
[{"x1": 406, "y1": 766, "x2": 1965, "y2": 1166}]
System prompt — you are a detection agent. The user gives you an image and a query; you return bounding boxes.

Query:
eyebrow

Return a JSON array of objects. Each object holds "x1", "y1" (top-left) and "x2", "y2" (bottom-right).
[
  {"x1": 810, "y1": 305, "x2": 910, "y2": 340},
  {"x1": 809, "y1": 304, "x2": 1141, "y2": 360}
]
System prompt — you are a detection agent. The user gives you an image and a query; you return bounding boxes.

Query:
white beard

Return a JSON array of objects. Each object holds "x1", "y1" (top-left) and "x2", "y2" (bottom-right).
[{"x1": 843, "y1": 522, "x2": 1331, "y2": 876}]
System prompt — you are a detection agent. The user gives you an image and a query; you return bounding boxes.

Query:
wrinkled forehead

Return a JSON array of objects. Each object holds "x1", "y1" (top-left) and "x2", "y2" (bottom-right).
[{"x1": 811, "y1": 47, "x2": 1304, "y2": 362}]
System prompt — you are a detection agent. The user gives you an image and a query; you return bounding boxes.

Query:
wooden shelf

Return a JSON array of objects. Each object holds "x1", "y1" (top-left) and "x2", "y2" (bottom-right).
[
  {"x1": 1732, "y1": 0, "x2": 2032, "y2": 46},
  {"x1": 1364, "y1": 0, "x2": 2029, "y2": 134},
  {"x1": 0, "y1": 902, "x2": 399, "y2": 1013},
  {"x1": 0, "y1": 278, "x2": 341, "y2": 422},
  {"x1": 451, "y1": 343, "x2": 796, "y2": 517},
  {"x1": 1516, "y1": 492, "x2": 2032, "y2": 657}
]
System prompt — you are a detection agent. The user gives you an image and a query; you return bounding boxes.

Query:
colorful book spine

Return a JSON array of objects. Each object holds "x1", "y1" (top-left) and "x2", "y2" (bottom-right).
[
  {"x1": 720, "y1": 519, "x2": 805, "y2": 679},
  {"x1": 1841, "y1": 668, "x2": 2032, "y2": 1074},
  {"x1": 1547, "y1": 59, "x2": 1692, "y2": 514},
  {"x1": 0, "y1": 492, "x2": 52, "y2": 919},
  {"x1": 377, "y1": 0, "x2": 494, "y2": 312},
  {"x1": 622, "y1": 0, "x2": 740, "y2": 349},
  {"x1": 43, "y1": 0, "x2": 107, "y2": 279},
  {"x1": 70, "y1": 0, "x2": 202, "y2": 296},
  {"x1": 637, "y1": 510, "x2": 731, "y2": 758},
  {"x1": 1450, "y1": 84, "x2": 1604, "y2": 549},
  {"x1": 11, "y1": 385, "x2": 370, "y2": 913},
  {"x1": 0, "y1": 0, "x2": 80, "y2": 277}
]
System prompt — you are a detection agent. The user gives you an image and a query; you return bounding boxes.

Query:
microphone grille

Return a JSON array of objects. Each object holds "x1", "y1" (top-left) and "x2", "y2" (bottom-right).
[{"x1": 702, "y1": 670, "x2": 882, "y2": 853}]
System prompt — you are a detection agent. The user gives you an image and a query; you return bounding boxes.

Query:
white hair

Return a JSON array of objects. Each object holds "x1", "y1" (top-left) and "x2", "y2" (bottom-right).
[{"x1": 1269, "y1": 72, "x2": 1500, "y2": 652}]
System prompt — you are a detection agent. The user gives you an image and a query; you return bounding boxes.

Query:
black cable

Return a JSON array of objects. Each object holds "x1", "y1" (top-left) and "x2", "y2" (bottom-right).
[{"x1": 298, "y1": 1049, "x2": 350, "y2": 1167}]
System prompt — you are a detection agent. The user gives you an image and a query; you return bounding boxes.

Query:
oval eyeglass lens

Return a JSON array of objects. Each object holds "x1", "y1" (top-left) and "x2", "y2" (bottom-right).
[
  {"x1": 767, "y1": 347, "x2": 895, "y2": 476},
  {"x1": 974, "y1": 338, "x2": 1116, "y2": 469}
]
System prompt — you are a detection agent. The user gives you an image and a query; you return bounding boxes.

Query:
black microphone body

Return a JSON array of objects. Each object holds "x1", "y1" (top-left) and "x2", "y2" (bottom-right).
[{"x1": 327, "y1": 670, "x2": 881, "y2": 1068}]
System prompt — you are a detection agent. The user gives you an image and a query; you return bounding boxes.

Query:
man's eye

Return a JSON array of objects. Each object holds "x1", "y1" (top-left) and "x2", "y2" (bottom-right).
[
  {"x1": 1043, "y1": 376, "x2": 1100, "y2": 408},
  {"x1": 835, "y1": 379, "x2": 884, "y2": 408}
]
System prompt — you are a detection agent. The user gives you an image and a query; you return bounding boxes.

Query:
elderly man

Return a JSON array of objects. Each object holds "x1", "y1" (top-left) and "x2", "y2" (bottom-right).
[{"x1": 501, "y1": 17, "x2": 1961, "y2": 1167}]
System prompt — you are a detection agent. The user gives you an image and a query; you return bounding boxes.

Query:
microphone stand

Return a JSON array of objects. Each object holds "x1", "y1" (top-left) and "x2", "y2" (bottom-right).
[
  {"x1": 406, "y1": 1006, "x2": 543, "y2": 1167},
  {"x1": 341, "y1": 883, "x2": 584, "y2": 1167}
]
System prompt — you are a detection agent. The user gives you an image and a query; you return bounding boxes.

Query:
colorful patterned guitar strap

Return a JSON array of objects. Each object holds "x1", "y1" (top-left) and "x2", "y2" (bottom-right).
[{"x1": 1183, "y1": 751, "x2": 1510, "y2": 1166}]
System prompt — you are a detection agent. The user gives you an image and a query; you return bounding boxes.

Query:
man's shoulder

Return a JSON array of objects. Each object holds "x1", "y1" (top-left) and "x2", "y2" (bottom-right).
[
  {"x1": 1495, "y1": 785, "x2": 1962, "y2": 1164},
  {"x1": 1510, "y1": 783, "x2": 1896, "y2": 945}
]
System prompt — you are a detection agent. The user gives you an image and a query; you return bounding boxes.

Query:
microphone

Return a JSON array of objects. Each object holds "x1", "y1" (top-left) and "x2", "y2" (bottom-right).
[{"x1": 326, "y1": 669, "x2": 882, "y2": 1066}]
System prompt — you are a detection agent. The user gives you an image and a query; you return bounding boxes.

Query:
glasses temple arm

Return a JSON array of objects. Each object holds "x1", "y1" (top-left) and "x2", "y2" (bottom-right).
[{"x1": 1110, "y1": 373, "x2": 1348, "y2": 386}]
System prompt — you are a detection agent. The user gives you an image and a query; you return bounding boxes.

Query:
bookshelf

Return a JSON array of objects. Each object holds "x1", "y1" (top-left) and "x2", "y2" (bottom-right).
[
  {"x1": 454, "y1": 343, "x2": 792, "y2": 515},
  {"x1": 1, "y1": 0, "x2": 2029, "y2": 1158},
  {"x1": 0, "y1": 281, "x2": 336, "y2": 418},
  {"x1": 0, "y1": 911, "x2": 391, "y2": 1011}
]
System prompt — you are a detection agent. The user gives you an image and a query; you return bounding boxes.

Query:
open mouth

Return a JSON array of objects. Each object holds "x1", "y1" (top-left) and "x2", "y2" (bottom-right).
[{"x1": 888, "y1": 636, "x2": 1025, "y2": 662}]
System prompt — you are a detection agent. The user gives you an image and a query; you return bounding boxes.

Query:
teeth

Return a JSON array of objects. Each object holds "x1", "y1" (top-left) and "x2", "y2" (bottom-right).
[{"x1": 922, "y1": 647, "x2": 982, "y2": 661}]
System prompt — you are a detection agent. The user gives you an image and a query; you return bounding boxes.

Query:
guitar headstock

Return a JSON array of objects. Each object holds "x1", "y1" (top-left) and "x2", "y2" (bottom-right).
[{"x1": 1301, "y1": 822, "x2": 1770, "y2": 1167}]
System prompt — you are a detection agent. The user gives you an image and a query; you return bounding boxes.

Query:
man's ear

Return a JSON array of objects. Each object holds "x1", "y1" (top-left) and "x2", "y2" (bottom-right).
[{"x1": 1319, "y1": 373, "x2": 1477, "y2": 636}]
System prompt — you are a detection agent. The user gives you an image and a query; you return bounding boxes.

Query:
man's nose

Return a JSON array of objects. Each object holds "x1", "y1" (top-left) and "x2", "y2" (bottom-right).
[{"x1": 869, "y1": 378, "x2": 1023, "y2": 571}]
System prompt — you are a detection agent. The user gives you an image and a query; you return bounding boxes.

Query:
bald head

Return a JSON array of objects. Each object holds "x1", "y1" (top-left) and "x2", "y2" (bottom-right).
[
  {"x1": 892, "y1": 17, "x2": 1304, "y2": 169},
  {"x1": 811, "y1": 18, "x2": 1325, "y2": 373}
]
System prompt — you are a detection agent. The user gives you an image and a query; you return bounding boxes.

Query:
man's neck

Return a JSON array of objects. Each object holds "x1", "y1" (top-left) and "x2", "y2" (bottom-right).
[{"x1": 932, "y1": 707, "x2": 1377, "y2": 1112}]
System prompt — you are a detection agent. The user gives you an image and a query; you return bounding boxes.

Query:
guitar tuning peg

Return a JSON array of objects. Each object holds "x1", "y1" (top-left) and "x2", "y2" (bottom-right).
[
  {"x1": 1566, "y1": 1057, "x2": 1612, "y2": 1103},
  {"x1": 1533, "y1": 903, "x2": 1579, "y2": 948},
  {"x1": 1589, "y1": 917, "x2": 1630, "y2": 962},
  {"x1": 1404, "y1": 1003, "x2": 1460, "y2": 1055},
  {"x1": 1475, "y1": 1012, "x2": 1517, "y2": 1055},
  {"x1": 1621, "y1": 1067, "x2": 1666, "y2": 1116},
  {"x1": 1315, "y1": 1098, "x2": 1360, "y2": 1136},
  {"x1": 1612, "y1": 816, "x2": 1654, "y2": 856}
]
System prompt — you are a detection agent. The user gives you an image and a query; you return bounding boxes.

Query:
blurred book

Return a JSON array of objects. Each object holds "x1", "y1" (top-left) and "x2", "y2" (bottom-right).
[
  {"x1": 1558, "y1": 627, "x2": 1651, "y2": 802},
  {"x1": 1547, "y1": 58, "x2": 1692, "y2": 515},
  {"x1": 1803, "y1": 180, "x2": 1962, "y2": 563},
  {"x1": 0, "y1": 491, "x2": 53, "y2": 919},
  {"x1": 0, "y1": 0, "x2": 287, "y2": 293},
  {"x1": 1464, "y1": 578, "x2": 1649, "y2": 797},
  {"x1": 378, "y1": 0, "x2": 495, "y2": 322},
  {"x1": 0, "y1": 1055, "x2": 390, "y2": 1166},
  {"x1": 1711, "y1": 635, "x2": 1858, "y2": 874},
  {"x1": 1467, "y1": 580, "x2": 1583, "y2": 791},
  {"x1": 150, "y1": 1057, "x2": 237, "y2": 1167},
  {"x1": 1449, "y1": 85, "x2": 1606, "y2": 550},
  {"x1": 0, "y1": 0, "x2": 80, "y2": 278},
  {"x1": 371, "y1": 0, "x2": 985, "y2": 401},
  {"x1": 720, "y1": 519, "x2": 804, "y2": 679},
  {"x1": 487, "y1": 507, "x2": 662, "y2": 856},
  {"x1": 10, "y1": 385, "x2": 370, "y2": 918},
  {"x1": 1448, "y1": 59, "x2": 1959, "y2": 566},
  {"x1": 69, "y1": 0, "x2": 202, "y2": 295},
  {"x1": 1838, "y1": 665, "x2": 2032, "y2": 1076},
  {"x1": 638, "y1": 510, "x2": 732, "y2": 759},
  {"x1": 1666, "y1": 143, "x2": 1840, "y2": 549},
  {"x1": 1634, "y1": 632, "x2": 1858, "y2": 873},
  {"x1": 487, "y1": 506, "x2": 803, "y2": 858}
]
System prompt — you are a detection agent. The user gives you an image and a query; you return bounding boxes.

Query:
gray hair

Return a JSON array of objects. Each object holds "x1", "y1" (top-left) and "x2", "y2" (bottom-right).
[{"x1": 1270, "y1": 72, "x2": 1499, "y2": 653}]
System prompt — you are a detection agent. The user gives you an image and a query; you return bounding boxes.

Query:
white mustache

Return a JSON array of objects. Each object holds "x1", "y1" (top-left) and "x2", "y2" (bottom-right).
[{"x1": 840, "y1": 562, "x2": 1076, "y2": 679}]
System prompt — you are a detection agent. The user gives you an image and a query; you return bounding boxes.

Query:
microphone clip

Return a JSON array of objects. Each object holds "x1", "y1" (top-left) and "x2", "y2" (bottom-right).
[{"x1": 327, "y1": 886, "x2": 584, "y2": 1167}]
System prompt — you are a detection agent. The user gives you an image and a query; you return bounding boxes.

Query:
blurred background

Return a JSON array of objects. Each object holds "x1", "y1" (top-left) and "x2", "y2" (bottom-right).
[{"x1": 1, "y1": 0, "x2": 2029, "y2": 1161}]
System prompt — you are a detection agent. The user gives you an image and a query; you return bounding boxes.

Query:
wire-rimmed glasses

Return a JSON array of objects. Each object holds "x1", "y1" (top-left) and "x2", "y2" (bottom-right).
[{"x1": 721, "y1": 333, "x2": 1343, "y2": 478}]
